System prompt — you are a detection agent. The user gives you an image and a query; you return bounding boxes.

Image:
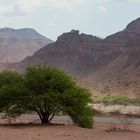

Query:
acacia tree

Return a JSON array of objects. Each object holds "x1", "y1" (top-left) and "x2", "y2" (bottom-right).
[
  {"x1": 22, "y1": 66, "x2": 93, "y2": 128},
  {"x1": 0, "y1": 66, "x2": 94, "y2": 128}
]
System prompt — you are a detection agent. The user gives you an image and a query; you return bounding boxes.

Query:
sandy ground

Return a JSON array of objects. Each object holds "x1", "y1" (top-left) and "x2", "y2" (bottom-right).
[
  {"x1": 93, "y1": 104, "x2": 140, "y2": 115},
  {"x1": 0, "y1": 119, "x2": 139, "y2": 140}
]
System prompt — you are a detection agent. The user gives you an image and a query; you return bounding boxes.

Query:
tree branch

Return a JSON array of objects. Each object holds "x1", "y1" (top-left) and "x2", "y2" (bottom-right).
[{"x1": 48, "y1": 113, "x2": 55, "y2": 122}]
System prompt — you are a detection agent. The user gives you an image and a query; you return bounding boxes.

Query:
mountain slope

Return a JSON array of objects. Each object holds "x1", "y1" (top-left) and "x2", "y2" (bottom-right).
[
  {"x1": 0, "y1": 28, "x2": 53, "y2": 63},
  {"x1": 6, "y1": 18, "x2": 140, "y2": 97},
  {"x1": 13, "y1": 30, "x2": 121, "y2": 75},
  {"x1": 104, "y1": 17, "x2": 140, "y2": 48}
]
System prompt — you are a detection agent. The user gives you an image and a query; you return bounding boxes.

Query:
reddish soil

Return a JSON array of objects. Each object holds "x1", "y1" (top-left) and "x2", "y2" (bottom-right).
[{"x1": 0, "y1": 119, "x2": 139, "y2": 140}]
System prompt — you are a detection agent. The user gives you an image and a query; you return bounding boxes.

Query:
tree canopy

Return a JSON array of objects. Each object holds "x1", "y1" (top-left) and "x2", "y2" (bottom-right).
[
  {"x1": 0, "y1": 71, "x2": 24, "y2": 118},
  {"x1": 0, "y1": 66, "x2": 94, "y2": 128}
]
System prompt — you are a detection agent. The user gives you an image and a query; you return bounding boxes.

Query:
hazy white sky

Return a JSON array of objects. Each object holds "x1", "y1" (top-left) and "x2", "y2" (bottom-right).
[{"x1": 0, "y1": 0, "x2": 140, "y2": 40}]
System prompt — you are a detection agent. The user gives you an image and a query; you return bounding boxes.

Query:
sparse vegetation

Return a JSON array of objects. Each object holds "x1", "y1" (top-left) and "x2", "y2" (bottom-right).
[
  {"x1": 93, "y1": 96, "x2": 140, "y2": 106},
  {"x1": 100, "y1": 86, "x2": 111, "y2": 94}
]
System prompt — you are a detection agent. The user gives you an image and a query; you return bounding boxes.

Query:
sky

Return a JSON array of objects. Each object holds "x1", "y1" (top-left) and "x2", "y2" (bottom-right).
[{"x1": 0, "y1": 0, "x2": 140, "y2": 40}]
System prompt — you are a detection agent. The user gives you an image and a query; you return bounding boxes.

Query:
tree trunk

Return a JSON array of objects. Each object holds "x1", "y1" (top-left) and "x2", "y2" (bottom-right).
[
  {"x1": 40, "y1": 117, "x2": 49, "y2": 124},
  {"x1": 39, "y1": 113, "x2": 49, "y2": 124},
  {"x1": 36, "y1": 111, "x2": 55, "y2": 124}
]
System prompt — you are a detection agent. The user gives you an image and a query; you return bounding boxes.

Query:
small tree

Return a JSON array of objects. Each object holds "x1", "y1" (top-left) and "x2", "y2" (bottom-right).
[
  {"x1": 0, "y1": 67, "x2": 94, "y2": 128},
  {"x1": 23, "y1": 66, "x2": 94, "y2": 128}
]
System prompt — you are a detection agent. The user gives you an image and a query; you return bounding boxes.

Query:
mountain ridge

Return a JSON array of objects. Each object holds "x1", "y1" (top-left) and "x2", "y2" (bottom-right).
[
  {"x1": 3, "y1": 17, "x2": 140, "y2": 97},
  {"x1": 0, "y1": 28, "x2": 53, "y2": 63}
]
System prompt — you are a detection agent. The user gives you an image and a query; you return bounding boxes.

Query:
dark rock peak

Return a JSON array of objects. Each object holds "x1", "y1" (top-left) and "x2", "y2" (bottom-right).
[
  {"x1": 70, "y1": 29, "x2": 80, "y2": 34},
  {"x1": 57, "y1": 30, "x2": 80, "y2": 41},
  {"x1": 126, "y1": 17, "x2": 140, "y2": 31},
  {"x1": 57, "y1": 30, "x2": 101, "y2": 44}
]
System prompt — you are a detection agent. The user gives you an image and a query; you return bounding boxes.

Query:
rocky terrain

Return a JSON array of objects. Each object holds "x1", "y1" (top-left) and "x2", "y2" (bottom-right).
[
  {"x1": 4, "y1": 18, "x2": 140, "y2": 97},
  {"x1": 0, "y1": 28, "x2": 53, "y2": 63}
]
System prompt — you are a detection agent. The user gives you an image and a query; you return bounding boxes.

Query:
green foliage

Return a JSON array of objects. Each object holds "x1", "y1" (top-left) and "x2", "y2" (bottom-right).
[
  {"x1": 92, "y1": 108, "x2": 103, "y2": 115},
  {"x1": 93, "y1": 96, "x2": 128, "y2": 105},
  {"x1": 0, "y1": 71, "x2": 22, "y2": 87},
  {"x1": 129, "y1": 98, "x2": 140, "y2": 106},
  {"x1": 0, "y1": 71, "x2": 25, "y2": 125},
  {"x1": 0, "y1": 66, "x2": 94, "y2": 128},
  {"x1": 0, "y1": 71, "x2": 24, "y2": 114},
  {"x1": 23, "y1": 66, "x2": 94, "y2": 128},
  {"x1": 68, "y1": 107, "x2": 93, "y2": 128},
  {"x1": 62, "y1": 86, "x2": 94, "y2": 128},
  {"x1": 93, "y1": 96, "x2": 140, "y2": 106}
]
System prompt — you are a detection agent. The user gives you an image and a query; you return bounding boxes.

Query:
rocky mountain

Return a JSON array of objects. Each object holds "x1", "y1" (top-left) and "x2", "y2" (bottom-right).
[
  {"x1": 104, "y1": 17, "x2": 140, "y2": 48},
  {"x1": 0, "y1": 28, "x2": 53, "y2": 63},
  {"x1": 11, "y1": 30, "x2": 120, "y2": 75},
  {"x1": 6, "y1": 18, "x2": 140, "y2": 97}
]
